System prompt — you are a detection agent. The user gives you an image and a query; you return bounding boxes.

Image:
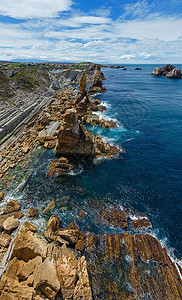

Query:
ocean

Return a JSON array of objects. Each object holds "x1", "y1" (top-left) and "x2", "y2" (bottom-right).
[{"x1": 4, "y1": 64, "x2": 182, "y2": 260}]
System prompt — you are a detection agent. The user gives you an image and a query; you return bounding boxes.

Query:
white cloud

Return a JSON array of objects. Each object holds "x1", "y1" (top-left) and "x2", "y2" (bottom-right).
[{"x1": 0, "y1": 0, "x2": 72, "y2": 19}]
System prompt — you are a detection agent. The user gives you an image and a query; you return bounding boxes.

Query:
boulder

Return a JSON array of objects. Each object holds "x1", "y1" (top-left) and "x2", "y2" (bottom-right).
[
  {"x1": 47, "y1": 157, "x2": 73, "y2": 176},
  {"x1": 12, "y1": 211, "x2": 25, "y2": 219},
  {"x1": 131, "y1": 217, "x2": 152, "y2": 230},
  {"x1": 3, "y1": 216, "x2": 20, "y2": 233},
  {"x1": 4, "y1": 199, "x2": 21, "y2": 214},
  {"x1": 0, "y1": 215, "x2": 9, "y2": 231},
  {"x1": 28, "y1": 208, "x2": 37, "y2": 217},
  {"x1": 10, "y1": 223, "x2": 47, "y2": 261},
  {"x1": 34, "y1": 257, "x2": 60, "y2": 299},
  {"x1": 75, "y1": 239, "x2": 86, "y2": 252},
  {"x1": 57, "y1": 229, "x2": 80, "y2": 245},
  {"x1": 0, "y1": 233, "x2": 11, "y2": 247}
]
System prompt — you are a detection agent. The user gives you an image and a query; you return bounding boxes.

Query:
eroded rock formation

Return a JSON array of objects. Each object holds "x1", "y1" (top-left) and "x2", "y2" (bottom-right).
[
  {"x1": 152, "y1": 64, "x2": 182, "y2": 79},
  {"x1": 88, "y1": 66, "x2": 106, "y2": 94}
]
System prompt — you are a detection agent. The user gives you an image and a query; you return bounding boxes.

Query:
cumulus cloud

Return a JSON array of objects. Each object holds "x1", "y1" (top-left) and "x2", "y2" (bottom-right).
[
  {"x1": 1, "y1": 0, "x2": 182, "y2": 63},
  {"x1": 0, "y1": 0, "x2": 72, "y2": 19}
]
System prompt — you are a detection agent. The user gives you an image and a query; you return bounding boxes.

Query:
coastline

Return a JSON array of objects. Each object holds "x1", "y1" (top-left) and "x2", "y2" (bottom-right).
[{"x1": 0, "y1": 65, "x2": 180, "y2": 299}]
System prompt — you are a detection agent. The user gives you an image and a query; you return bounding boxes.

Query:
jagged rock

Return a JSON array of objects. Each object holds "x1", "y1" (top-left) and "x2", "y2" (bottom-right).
[
  {"x1": 28, "y1": 207, "x2": 37, "y2": 217},
  {"x1": 10, "y1": 222, "x2": 47, "y2": 261},
  {"x1": 101, "y1": 206, "x2": 128, "y2": 228},
  {"x1": 0, "y1": 215, "x2": 9, "y2": 231},
  {"x1": 33, "y1": 257, "x2": 60, "y2": 299},
  {"x1": 4, "y1": 199, "x2": 21, "y2": 214},
  {"x1": 57, "y1": 229, "x2": 80, "y2": 245},
  {"x1": 69, "y1": 222, "x2": 80, "y2": 230},
  {"x1": 47, "y1": 157, "x2": 73, "y2": 176},
  {"x1": 55, "y1": 108, "x2": 119, "y2": 160},
  {"x1": 75, "y1": 239, "x2": 86, "y2": 252},
  {"x1": 0, "y1": 232, "x2": 11, "y2": 247},
  {"x1": 131, "y1": 217, "x2": 152, "y2": 230},
  {"x1": 3, "y1": 216, "x2": 20, "y2": 233},
  {"x1": 86, "y1": 234, "x2": 97, "y2": 253},
  {"x1": 73, "y1": 256, "x2": 93, "y2": 300},
  {"x1": 56, "y1": 244, "x2": 78, "y2": 299},
  {"x1": 17, "y1": 256, "x2": 42, "y2": 280},
  {"x1": 12, "y1": 211, "x2": 25, "y2": 219},
  {"x1": 166, "y1": 68, "x2": 181, "y2": 79},
  {"x1": 88, "y1": 66, "x2": 106, "y2": 94},
  {"x1": 0, "y1": 192, "x2": 5, "y2": 201},
  {"x1": 152, "y1": 64, "x2": 181, "y2": 79}
]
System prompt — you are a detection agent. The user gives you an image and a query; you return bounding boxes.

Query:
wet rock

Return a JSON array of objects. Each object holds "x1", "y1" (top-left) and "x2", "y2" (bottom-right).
[
  {"x1": 78, "y1": 209, "x2": 87, "y2": 219},
  {"x1": 57, "y1": 229, "x2": 80, "y2": 245},
  {"x1": 47, "y1": 157, "x2": 73, "y2": 176},
  {"x1": 0, "y1": 191, "x2": 5, "y2": 201},
  {"x1": 73, "y1": 256, "x2": 93, "y2": 300},
  {"x1": 34, "y1": 257, "x2": 60, "y2": 299},
  {"x1": 0, "y1": 232, "x2": 11, "y2": 247},
  {"x1": 28, "y1": 207, "x2": 37, "y2": 217},
  {"x1": 75, "y1": 239, "x2": 86, "y2": 252},
  {"x1": 69, "y1": 222, "x2": 80, "y2": 230},
  {"x1": 3, "y1": 216, "x2": 20, "y2": 233},
  {"x1": 42, "y1": 200, "x2": 55, "y2": 214},
  {"x1": 56, "y1": 244, "x2": 78, "y2": 299},
  {"x1": 4, "y1": 199, "x2": 21, "y2": 214},
  {"x1": 166, "y1": 68, "x2": 181, "y2": 79},
  {"x1": 131, "y1": 218, "x2": 152, "y2": 230},
  {"x1": 101, "y1": 206, "x2": 128, "y2": 228},
  {"x1": 12, "y1": 211, "x2": 25, "y2": 219},
  {"x1": 86, "y1": 234, "x2": 97, "y2": 253}
]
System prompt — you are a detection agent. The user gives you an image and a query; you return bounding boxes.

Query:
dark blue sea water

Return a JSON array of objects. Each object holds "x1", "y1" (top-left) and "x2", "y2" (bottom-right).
[{"x1": 7, "y1": 64, "x2": 182, "y2": 260}]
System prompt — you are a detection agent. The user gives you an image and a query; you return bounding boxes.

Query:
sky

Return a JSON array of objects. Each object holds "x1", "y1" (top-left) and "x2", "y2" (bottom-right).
[{"x1": 0, "y1": 0, "x2": 182, "y2": 63}]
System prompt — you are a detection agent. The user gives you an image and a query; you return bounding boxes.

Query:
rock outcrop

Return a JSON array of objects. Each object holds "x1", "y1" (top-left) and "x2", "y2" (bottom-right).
[
  {"x1": 54, "y1": 108, "x2": 119, "y2": 161},
  {"x1": 88, "y1": 66, "x2": 106, "y2": 94},
  {"x1": 152, "y1": 64, "x2": 182, "y2": 79},
  {"x1": 0, "y1": 215, "x2": 92, "y2": 300}
]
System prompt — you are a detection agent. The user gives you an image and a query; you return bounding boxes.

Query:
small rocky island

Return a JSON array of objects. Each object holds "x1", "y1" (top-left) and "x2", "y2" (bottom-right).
[
  {"x1": 0, "y1": 62, "x2": 182, "y2": 299},
  {"x1": 152, "y1": 64, "x2": 182, "y2": 79}
]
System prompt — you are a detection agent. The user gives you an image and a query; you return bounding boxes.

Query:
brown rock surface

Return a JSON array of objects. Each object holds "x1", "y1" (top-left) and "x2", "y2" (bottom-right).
[
  {"x1": 34, "y1": 257, "x2": 60, "y2": 299},
  {"x1": 4, "y1": 199, "x2": 21, "y2": 214},
  {"x1": 0, "y1": 192, "x2": 5, "y2": 202},
  {"x1": 47, "y1": 157, "x2": 73, "y2": 176},
  {"x1": 101, "y1": 206, "x2": 128, "y2": 228},
  {"x1": 3, "y1": 216, "x2": 20, "y2": 233},
  {"x1": 12, "y1": 211, "x2": 25, "y2": 219},
  {"x1": 28, "y1": 207, "x2": 37, "y2": 217},
  {"x1": 73, "y1": 256, "x2": 93, "y2": 300},
  {"x1": 0, "y1": 233, "x2": 11, "y2": 247},
  {"x1": 131, "y1": 217, "x2": 152, "y2": 230},
  {"x1": 88, "y1": 65, "x2": 106, "y2": 95},
  {"x1": 56, "y1": 244, "x2": 78, "y2": 299}
]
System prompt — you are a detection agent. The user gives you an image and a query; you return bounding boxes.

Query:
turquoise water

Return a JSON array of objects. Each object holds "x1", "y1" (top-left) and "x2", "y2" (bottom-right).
[{"x1": 10, "y1": 64, "x2": 182, "y2": 259}]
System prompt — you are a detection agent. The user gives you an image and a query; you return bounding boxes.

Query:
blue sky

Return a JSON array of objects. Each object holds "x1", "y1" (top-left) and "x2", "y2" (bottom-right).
[{"x1": 0, "y1": 0, "x2": 182, "y2": 63}]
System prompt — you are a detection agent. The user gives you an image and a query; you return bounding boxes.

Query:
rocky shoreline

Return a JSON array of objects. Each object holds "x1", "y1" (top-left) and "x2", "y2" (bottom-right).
[{"x1": 0, "y1": 65, "x2": 182, "y2": 299}]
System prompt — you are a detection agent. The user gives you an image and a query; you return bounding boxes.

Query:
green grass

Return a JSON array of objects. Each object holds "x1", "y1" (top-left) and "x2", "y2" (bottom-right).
[
  {"x1": 12, "y1": 71, "x2": 40, "y2": 91},
  {"x1": 0, "y1": 71, "x2": 14, "y2": 100}
]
